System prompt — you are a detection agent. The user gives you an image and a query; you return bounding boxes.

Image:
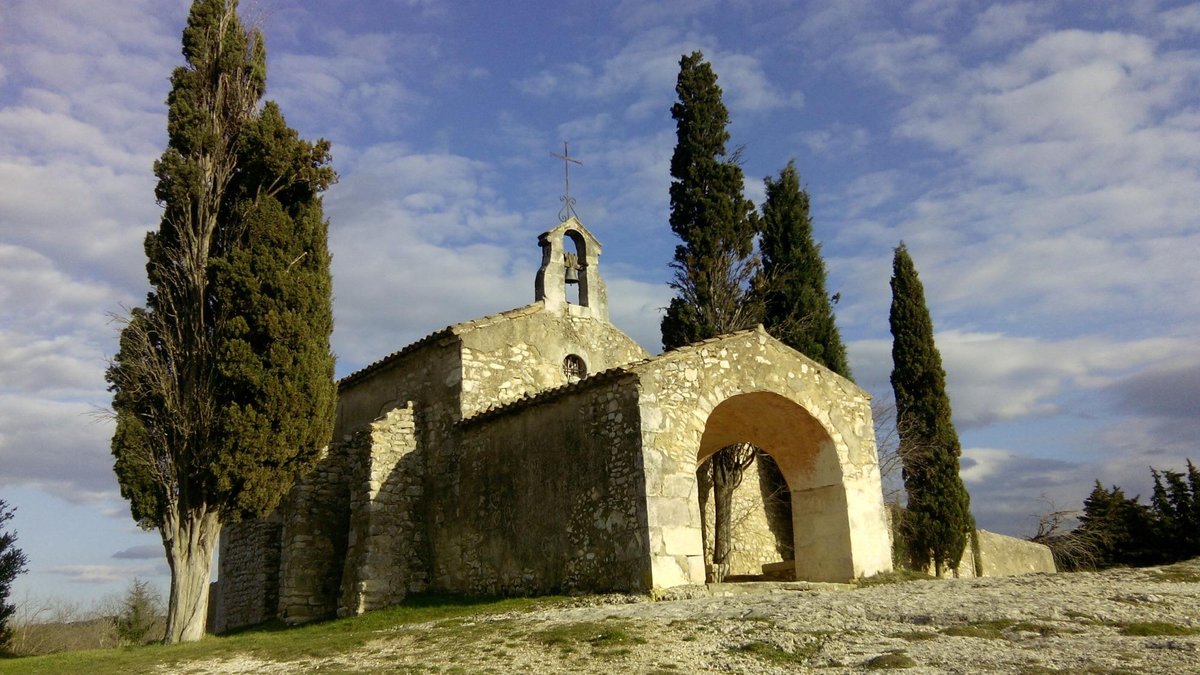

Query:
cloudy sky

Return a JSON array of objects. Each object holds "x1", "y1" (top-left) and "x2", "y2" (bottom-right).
[{"x1": 2, "y1": 0, "x2": 1198, "y2": 603}]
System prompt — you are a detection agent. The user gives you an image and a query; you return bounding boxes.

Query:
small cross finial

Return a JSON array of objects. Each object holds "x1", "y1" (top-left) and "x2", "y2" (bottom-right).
[{"x1": 550, "y1": 141, "x2": 583, "y2": 222}]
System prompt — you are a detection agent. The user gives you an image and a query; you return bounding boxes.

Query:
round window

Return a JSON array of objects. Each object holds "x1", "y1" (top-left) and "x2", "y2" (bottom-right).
[{"x1": 562, "y1": 354, "x2": 587, "y2": 383}]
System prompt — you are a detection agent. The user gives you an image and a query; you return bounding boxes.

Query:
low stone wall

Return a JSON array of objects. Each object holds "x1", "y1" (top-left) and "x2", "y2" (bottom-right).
[
  {"x1": 928, "y1": 530, "x2": 1056, "y2": 578},
  {"x1": 975, "y1": 530, "x2": 1057, "y2": 576}
]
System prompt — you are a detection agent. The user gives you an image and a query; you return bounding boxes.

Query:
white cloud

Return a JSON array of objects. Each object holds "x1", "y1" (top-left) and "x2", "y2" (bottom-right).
[
  {"x1": 846, "y1": 32, "x2": 956, "y2": 92},
  {"x1": 850, "y1": 331, "x2": 1197, "y2": 429},
  {"x1": 515, "y1": 71, "x2": 559, "y2": 97},
  {"x1": 48, "y1": 564, "x2": 159, "y2": 584},
  {"x1": 797, "y1": 123, "x2": 870, "y2": 158},
  {"x1": 1160, "y1": 3, "x2": 1200, "y2": 39},
  {"x1": 324, "y1": 141, "x2": 677, "y2": 370},
  {"x1": 968, "y1": 3, "x2": 1047, "y2": 47},
  {"x1": 958, "y1": 447, "x2": 1091, "y2": 535},
  {"x1": 513, "y1": 29, "x2": 799, "y2": 121},
  {"x1": 0, "y1": 395, "x2": 118, "y2": 502},
  {"x1": 839, "y1": 171, "x2": 902, "y2": 218},
  {"x1": 112, "y1": 544, "x2": 162, "y2": 560},
  {"x1": 905, "y1": 0, "x2": 960, "y2": 29},
  {"x1": 612, "y1": 0, "x2": 720, "y2": 32},
  {"x1": 814, "y1": 23, "x2": 1200, "y2": 346},
  {"x1": 0, "y1": 245, "x2": 119, "y2": 334},
  {"x1": 326, "y1": 146, "x2": 547, "y2": 369},
  {"x1": 269, "y1": 31, "x2": 432, "y2": 142},
  {"x1": 605, "y1": 277, "x2": 673, "y2": 354},
  {"x1": 0, "y1": 333, "x2": 107, "y2": 398}
]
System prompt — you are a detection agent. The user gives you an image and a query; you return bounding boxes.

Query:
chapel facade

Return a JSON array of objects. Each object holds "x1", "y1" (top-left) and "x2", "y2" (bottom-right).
[{"x1": 211, "y1": 217, "x2": 893, "y2": 632}]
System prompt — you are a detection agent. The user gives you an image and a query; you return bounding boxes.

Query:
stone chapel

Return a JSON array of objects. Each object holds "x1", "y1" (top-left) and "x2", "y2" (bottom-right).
[{"x1": 211, "y1": 217, "x2": 894, "y2": 632}]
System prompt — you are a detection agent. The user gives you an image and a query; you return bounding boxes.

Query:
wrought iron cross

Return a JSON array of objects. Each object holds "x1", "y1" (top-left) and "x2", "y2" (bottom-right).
[{"x1": 551, "y1": 141, "x2": 582, "y2": 222}]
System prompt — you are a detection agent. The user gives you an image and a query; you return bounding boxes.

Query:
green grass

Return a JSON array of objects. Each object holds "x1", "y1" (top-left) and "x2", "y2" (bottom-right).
[
  {"x1": 1115, "y1": 621, "x2": 1200, "y2": 637},
  {"x1": 941, "y1": 619, "x2": 1017, "y2": 639},
  {"x1": 1146, "y1": 563, "x2": 1200, "y2": 583},
  {"x1": 889, "y1": 630, "x2": 939, "y2": 641},
  {"x1": 1011, "y1": 622, "x2": 1062, "y2": 637},
  {"x1": 729, "y1": 639, "x2": 820, "y2": 665},
  {"x1": 865, "y1": 650, "x2": 917, "y2": 669},
  {"x1": 0, "y1": 594, "x2": 561, "y2": 675},
  {"x1": 533, "y1": 619, "x2": 646, "y2": 657}
]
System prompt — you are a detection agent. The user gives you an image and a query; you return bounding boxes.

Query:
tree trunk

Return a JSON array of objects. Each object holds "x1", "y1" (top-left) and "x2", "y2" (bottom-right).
[
  {"x1": 712, "y1": 467, "x2": 735, "y2": 583},
  {"x1": 696, "y1": 459, "x2": 713, "y2": 571},
  {"x1": 710, "y1": 444, "x2": 756, "y2": 583},
  {"x1": 162, "y1": 507, "x2": 221, "y2": 643}
]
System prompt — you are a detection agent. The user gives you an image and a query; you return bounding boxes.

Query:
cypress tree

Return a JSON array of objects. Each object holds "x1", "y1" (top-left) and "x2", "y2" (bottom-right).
[
  {"x1": 660, "y1": 51, "x2": 758, "y2": 350},
  {"x1": 1150, "y1": 464, "x2": 1200, "y2": 561},
  {"x1": 107, "y1": 0, "x2": 336, "y2": 642},
  {"x1": 1077, "y1": 481, "x2": 1155, "y2": 567},
  {"x1": 660, "y1": 52, "x2": 758, "y2": 581},
  {"x1": 759, "y1": 160, "x2": 851, "y2": 378},
  {"x1": 888, "y1": 243, "x2": 973, "y2": 575}
]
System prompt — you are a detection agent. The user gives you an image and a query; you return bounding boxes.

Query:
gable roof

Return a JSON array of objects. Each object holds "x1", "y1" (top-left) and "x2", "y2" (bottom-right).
[{"x1": 337, "y1": 302, "x2": 546, "y2": 390}]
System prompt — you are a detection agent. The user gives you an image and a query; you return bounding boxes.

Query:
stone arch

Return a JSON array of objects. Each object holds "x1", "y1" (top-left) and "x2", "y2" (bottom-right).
[
  {"x1": 563, "y1": 228, "x2": 588, "y2": 307},
  {"x1": 633, "y1": 328, "x2": 891, "y2": 587},
  {"x1": 696, "y1": 391, "x2": 850, "y2": 583}
]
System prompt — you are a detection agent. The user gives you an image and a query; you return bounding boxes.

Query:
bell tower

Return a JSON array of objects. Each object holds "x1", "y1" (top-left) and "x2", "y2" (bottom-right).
[{"x1": 534, "y1": 217, "x2": 609, "y2": 321}]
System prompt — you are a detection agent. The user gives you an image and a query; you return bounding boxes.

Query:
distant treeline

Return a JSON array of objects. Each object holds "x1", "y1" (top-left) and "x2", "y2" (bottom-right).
[{"x1": 1035, "y1": 460, "x2": 1200, "y2": 571}]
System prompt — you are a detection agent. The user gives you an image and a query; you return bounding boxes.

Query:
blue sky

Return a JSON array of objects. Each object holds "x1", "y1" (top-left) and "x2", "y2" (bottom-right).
[{"x1": 1, "y1": 0, "x2": 1198, "y2": 604}]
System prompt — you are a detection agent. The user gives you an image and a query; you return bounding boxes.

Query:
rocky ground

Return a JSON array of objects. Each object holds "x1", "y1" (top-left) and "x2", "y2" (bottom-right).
[{"x1": 175, "y1": 559, "x2": 1200, "y2": 673}]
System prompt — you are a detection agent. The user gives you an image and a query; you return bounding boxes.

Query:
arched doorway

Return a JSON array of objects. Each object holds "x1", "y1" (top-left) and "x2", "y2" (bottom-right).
[{"x1": 696, "y1": 391, "x2": 852, "y2": 583}]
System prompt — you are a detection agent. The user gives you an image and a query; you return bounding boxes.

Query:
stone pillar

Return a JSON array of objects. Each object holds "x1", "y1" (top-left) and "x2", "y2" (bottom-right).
[{"x1": 339, "y1": 403, "x2": 427, "y2": 616}]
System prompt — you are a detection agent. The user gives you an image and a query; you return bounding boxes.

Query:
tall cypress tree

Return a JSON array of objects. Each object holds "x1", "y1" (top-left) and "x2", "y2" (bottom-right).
[
  {"x1": 888, "y1": 243, "x2": 973, "y2": 575},
  {"x1": 661, "y1": 51, "x2": 758, "y2": 351},
  {"x1": 660, "y1": 52, "x2": 758, "y2": 581},
  {"x1": 107, "y1": 0, "x2": 336, "y2": 642},
  {"x1": 759, "y1": 160, "x2": 851, "y2": 378}
]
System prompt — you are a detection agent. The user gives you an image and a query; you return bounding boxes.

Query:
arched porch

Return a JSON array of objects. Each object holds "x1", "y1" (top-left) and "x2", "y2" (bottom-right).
[{"x1": 631, "y1": 327, "x2": 892, "y2": 587}]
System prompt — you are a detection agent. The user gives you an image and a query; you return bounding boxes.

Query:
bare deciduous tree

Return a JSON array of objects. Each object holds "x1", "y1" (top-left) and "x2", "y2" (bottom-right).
[{"x1": 1029, "y1": 496, "x2": 1103, "y2": 571}]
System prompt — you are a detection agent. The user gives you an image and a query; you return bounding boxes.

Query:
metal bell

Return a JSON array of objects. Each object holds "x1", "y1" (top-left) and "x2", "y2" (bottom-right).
[{"x1": 564, "y1": 252, "x2": 580, "y2": 284}]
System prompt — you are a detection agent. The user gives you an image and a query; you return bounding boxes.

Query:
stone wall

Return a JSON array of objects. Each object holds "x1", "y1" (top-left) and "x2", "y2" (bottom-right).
[
  {"x1": 277, "y1": 442, "x2": 354, "y2": 624},
  {"x1": 211, "y1": 514, "x2": 282, "y2": 633},
  {"x1": 456, "y1": 307, "x2": 648, "y2": 419},
  {"x1": 923, "y1": 530, "x2": 1056, "y2": 578},
  {"x1": 266, "y1": 333, "x2": 462, "y2": 625},
  {"x1": 339, "y1": 403, "x2": 427, "y2": 616},
  {"x1": 215, "y1": 314, "x2": 900, "y2": 627},
  {"x1": 430, "y1": 375, "x2": 652, "y2": 595},
  {"x1": 974, "y1": 530, "x2": 1056, "y2": 576},
  {"x1": 698, "y1": 454, "x2": 793, "y2": 577},
  {"x1": 335, "y1": 336, "x2": 462, "y2": 435}
]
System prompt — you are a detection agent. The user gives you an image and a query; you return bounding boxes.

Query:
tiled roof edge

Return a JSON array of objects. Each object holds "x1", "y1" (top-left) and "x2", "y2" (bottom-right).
[
  {"x1": 338, "y1": 303, "x2": 546, "y2": 390},
  {"x1": 457, "y1": 366, "x2": 639, "y2": 427}
]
